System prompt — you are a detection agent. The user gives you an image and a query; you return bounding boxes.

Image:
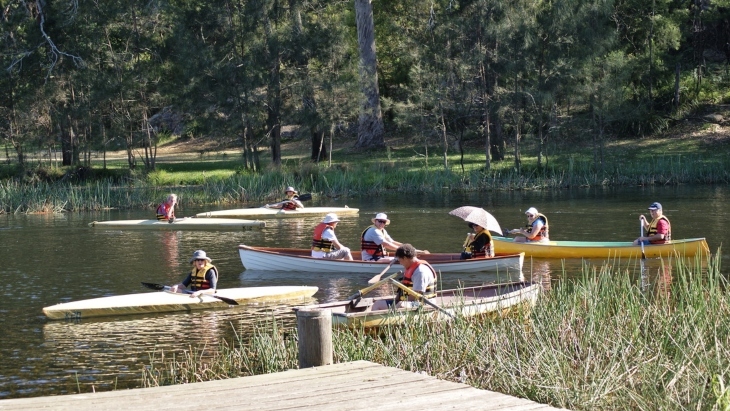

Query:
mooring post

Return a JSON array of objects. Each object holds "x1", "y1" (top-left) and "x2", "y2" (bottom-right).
[{"x1": 296, "y1": 308, "x2": 333, "y2": 368}]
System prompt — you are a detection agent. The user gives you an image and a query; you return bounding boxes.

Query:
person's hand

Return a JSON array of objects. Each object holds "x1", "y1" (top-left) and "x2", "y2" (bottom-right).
[
  {"x1": 170, "y1": 284, "x2": 179, "y2": 293},
  {"x1": 190, "y1": 291, "x2": 202, "y2": 298},
  {"x1": 168, "y1": 217, "x2": 175, "y2": 224},
  {"x1": 510, "y1": 228, "x2": 521, "y2": 234},
  {"x1": 639, "y1": 215, "x2": 647, "y2": 223}
]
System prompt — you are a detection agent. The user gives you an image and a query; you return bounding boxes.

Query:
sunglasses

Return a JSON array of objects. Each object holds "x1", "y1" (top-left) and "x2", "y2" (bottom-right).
[
  {"x1": 194, "y1": 259, "x2": 207, "y2": 262},
  {"x1": 375, "y1": 219, "x2": 387, "y2": 224}
]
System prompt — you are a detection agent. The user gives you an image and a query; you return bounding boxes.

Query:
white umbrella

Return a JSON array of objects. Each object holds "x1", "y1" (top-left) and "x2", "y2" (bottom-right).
[{"x1": 448, "y1": 206, "x2": 503, "y2": 235}]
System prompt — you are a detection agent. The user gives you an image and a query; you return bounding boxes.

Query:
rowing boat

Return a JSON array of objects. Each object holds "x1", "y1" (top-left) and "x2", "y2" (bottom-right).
[
  {"x1": 492, "y1": 236, "x2": 710, "y2": 259},
  {"x1": 294, "y1": 281, "x2": 540, "y2": 329},
  {"x1": 43, "y1": 286, "x2": 318, "y2": 320},
  {"x1": 238, "y1": 244, "x2": 524, "y2": 274},
  {"x1": 196, "y1": 206, "x2": 359, "y2": 219},
  {"x1": 88, "y1": 218, "x2": 266, "y2": 230}
]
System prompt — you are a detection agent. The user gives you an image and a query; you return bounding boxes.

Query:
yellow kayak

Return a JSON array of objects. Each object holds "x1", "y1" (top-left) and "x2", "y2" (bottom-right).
[{"x1": 492, "y1": 236, "x2": 710, "y2": 259}]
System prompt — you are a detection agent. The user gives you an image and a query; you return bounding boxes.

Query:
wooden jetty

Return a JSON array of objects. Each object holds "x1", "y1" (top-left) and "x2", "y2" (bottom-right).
[{"x1": 0, "y1": 360, "x2": 567, "y2": 410}]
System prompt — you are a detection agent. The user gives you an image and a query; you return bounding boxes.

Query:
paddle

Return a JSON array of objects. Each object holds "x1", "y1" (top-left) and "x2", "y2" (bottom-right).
[
  {"x1": 347, "y1": 272, "x2": 399, "y2": 302},
  {"x1": 366, "y1": 259, "x2": 397, "y2": 285},
  {"x1": 140, "y1": 282, "x2": 239, "y2": 305},
  {"x1": 639, "y1": 219, "x2": 646, "y2": 260},
  {"x1": 387, "y1": 278, "x2": 455, "y2": 319}
]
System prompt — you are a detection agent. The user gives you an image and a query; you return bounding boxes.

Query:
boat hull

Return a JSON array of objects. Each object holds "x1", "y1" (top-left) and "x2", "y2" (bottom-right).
[
  {"x1": 238, "y1": 245, "x2": 524, "y2": 274},
  {"x1": 295, "y1": 282, "x2": 540, "y2": 329},
  {"x1": 196, "y1": 206, "x2": 359, "y2": 219},
  {"x1": 89, "y1": 218, "x2": 266, "y2": 230},
  {"x1": 43, "y1": 286, "x2": 318, "y2": 320},
  {"x1": 492, "y1": 236, "x2": 710, "y2": 259}
]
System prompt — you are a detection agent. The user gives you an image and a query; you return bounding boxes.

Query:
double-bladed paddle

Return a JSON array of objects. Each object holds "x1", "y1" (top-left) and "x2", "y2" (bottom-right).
[
  {"x1": 388, "y1": 278, "x2": 455, "y2": 319},
  {"x1": 140, "y1": 282, "x2": 239, "y2": 305},
  {"x1": 366, "y1": 259, "x2": 397, "y2": 284}
]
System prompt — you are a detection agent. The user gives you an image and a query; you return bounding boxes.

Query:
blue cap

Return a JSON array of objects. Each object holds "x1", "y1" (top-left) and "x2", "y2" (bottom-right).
[{"x1": 647, "y1": 202, "x2": 662, "y2": 210}]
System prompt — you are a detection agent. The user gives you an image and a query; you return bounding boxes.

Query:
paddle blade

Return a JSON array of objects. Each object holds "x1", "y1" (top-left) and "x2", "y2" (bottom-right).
[
  {"x1": 298, "y1": 193, "x2": 312, "y2": 201},
  {"x1": 141, "y1": 282, "x2": 166, "y2": 291},
  {"x1": 209, "y1": 294, "x2": 239, "y2": 305}
]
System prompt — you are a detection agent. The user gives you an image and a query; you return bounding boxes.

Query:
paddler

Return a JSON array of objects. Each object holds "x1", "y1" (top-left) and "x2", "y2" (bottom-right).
[{"x1": 170, "y1": 250, "x2": 218, "y2": 298}]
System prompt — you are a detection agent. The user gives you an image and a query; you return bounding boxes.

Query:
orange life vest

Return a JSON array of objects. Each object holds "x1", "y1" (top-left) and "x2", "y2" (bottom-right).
[
  {"x1": 311, "y1": 223, "x2": 335, "y2": 252},
  {"x1": 361, "y1": 226, "x2": 386, "y2": 260},
  {"x1": 281, "y1": 197, "x2": 299, "y2": 210},
  {"x1": 398, "y1": 260, "x2": 437, "y2": 301}
]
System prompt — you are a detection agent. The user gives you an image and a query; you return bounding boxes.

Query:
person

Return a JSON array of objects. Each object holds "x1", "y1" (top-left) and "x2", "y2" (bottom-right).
[
  {"x1": 634, "y1": 202, "x2": 671, "y2": 245},
  {"x1": 156, "y1": 194, "x2": 177, "y2": 222},
  {"x1": 509, "y1": 207, "x2": 549, "y2": 243},
  {"x1": 265, "y1": 186, "x2": 304, "y2": 210},
  {"x1": 360, "y1": 213, "x2": 429, "y2": 261},
  {"x1": 371, "y1": 244, "x2": 437, "y2": 310},
  {"x1": 170, "y1": 250, "x2": 218, "y2": 298},
  {"x1": 311, "y1": 213, "x2": 353, "y2": 260},
  {"x1": 461, "y1": 222, "x2": 495, "y2": 259}
]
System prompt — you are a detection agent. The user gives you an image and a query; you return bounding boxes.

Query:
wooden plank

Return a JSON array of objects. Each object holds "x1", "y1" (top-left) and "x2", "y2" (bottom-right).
[{"x1": 0, "y1": 361, "x2": 568, "y2": 411}]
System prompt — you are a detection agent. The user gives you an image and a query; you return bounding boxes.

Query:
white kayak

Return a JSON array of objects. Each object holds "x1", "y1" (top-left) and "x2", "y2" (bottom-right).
[
  {"x1": 43, "y1": 286, "x2": 318, "y2": 320},
  {"x1": 88, "y1": 218, "x2": 266, "y2": 230},
  {"x1": 195, "y1": 206, "x2": 359, "y2": 219}
]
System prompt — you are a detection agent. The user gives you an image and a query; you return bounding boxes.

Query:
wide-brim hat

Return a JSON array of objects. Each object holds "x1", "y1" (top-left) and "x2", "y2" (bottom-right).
[
  {"x1": 525, "y1": 207, "x2": 539, "y2": 216},
  {"x1": 285, "y1": 186, "x2": 298, "y2": 194},
  {"x1": 322, "y1": 213, "x2": 340, "y2": 224},
  {"x1": 189, "y1": 249, "x2": 212, "y2": 263},
  {"x1": 647, "y1": 202, "x2": 662, "y2": 210},
  {"x1": 371, "y1": 212, "x2": 390, "y2": 225}
]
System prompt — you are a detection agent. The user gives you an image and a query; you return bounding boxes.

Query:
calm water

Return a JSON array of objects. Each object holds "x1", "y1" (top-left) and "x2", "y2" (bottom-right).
[{"x1": 0, "y1": 185, "x2": 727, "y2": 399}]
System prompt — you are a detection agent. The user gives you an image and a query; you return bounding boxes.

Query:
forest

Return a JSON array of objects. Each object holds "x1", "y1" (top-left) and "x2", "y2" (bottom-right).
[{"x1": 2, "y1": 0, "x2": 730, "y2": 175}]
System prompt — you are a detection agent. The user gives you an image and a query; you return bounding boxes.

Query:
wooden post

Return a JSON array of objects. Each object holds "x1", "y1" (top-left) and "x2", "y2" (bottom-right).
[{"x1": 296, "y1": 308, "x2": 333, "y2": 368}]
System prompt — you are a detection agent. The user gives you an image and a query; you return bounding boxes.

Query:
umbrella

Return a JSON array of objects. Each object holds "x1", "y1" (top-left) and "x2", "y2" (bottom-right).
[{"x1": 448, "y1": 206, "x2": 503, "y2": 235}]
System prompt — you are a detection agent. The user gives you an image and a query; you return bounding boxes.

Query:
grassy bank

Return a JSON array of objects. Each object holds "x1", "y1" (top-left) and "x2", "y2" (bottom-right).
[
  {"x1": 140, "y1": 254, "x2": 730, "y2": 410},
  {"x1": 3, "y1": 151, "x2": 730, "y2": 213}
]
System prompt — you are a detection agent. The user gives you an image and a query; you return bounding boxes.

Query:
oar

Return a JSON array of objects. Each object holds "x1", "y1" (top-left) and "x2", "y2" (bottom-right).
[
  {"x1": 639, "y1": 219, "x2": 646, "y2": 260},
  {"x1": 347, "y1": 272, "x2": 399, "y2": 302},
  {"x1": 366, "y1": 259, "x2": 397, "y2": 285},
  {"x1": 140, "y1": 282, "x2": 239, "y2": 305},
  {"x1": 387, "y1": 278, "x2": 455, "y2": 319}
]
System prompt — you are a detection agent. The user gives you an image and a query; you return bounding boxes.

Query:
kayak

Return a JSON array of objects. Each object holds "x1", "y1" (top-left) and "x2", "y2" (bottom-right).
[
  {"x1": 196, "y1": 206, "x2": 359, "y2": 219},
  {"x1": 88, "y1": 218, "x2": 266, "y2": 230},
  {"x1": 492, "y1": 236, "x2": 710, "y2": 259},
  {"x1": 43, "y1": 286, "x2": 318, "y2": 320},
  {"x1": 238, "y1": 244, "x2": 525, "y2": 274},
  {"x1": 294, "y1": 281, "x2": 540, "y2": 329}
]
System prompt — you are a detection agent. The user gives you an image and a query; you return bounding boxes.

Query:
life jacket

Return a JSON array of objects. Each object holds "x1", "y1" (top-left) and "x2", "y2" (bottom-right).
[
  {"x1": 397, "y1": 260, "x2": 437, "y2": 301},
  {"x1": 361, "y1": 226, "x2": 386, "y2": 260},
  {"x1": 281, "y1": 196, "x2": 299, "y2": 211},
  {"x1": 525, "y1": 213, "x2": 549, "y2": 240},
  {"x1": 311, "y1": 223, "x2": 335, "y2": 252},
  {"x1": 156, "y1": 203, "x2": 173, "y2": 220},
  {"x1": 190, "y1": 263, "x2": 217, "y2": 291},
  {"x1": 647, "y1": 215, "x2": 671, "y2": 244},
  {"x1": 469, "y1": 230, "x2": 493, "y2": 258}
]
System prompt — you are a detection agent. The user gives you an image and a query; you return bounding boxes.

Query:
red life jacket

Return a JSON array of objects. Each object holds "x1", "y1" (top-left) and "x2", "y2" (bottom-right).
[
  {"x1": 361, "y1": 226, "x2": 386, "y2": 260},
  {"x1": 281, "y1": 197, "x2": 299, "y2": 210},
  {"x1": 156, "y1": 203, "x2": 173, "y2": 220},
  {"x1": 525, "y1": 213, "x2": 549, "y2": 240},
  {"x1": 311, "y1": 223, "x2": 335, "y2": 252},
  {"x1": 647, "y1": 215, "x2": 671, "y2": 244},
  {"x1": 398, "y1": 260, "x2": 437, "y2": 301}
]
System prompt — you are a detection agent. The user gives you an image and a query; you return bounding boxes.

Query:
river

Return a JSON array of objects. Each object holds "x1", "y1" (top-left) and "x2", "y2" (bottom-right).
[{"x1": 0, "y1": 185, "x2": 726, "y2": 399}]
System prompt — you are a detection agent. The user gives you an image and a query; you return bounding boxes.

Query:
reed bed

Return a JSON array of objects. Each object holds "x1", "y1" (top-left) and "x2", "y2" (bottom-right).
[
  {"x1": 140, "y1": 254, "x2": 730, "y2": 410},
  {"x1": 3, "y1": 156, "x2": 730, "y2": 213}
]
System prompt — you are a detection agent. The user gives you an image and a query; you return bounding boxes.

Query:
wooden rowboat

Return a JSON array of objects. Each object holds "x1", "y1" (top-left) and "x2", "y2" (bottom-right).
[
  {"x1": 88, "y1": 218, "x2": 266, "y2": 230},
  {"x1": 43, "y1": 286, "x2": 318, "y2": 320},
  {"x1": 238, "y1": 244, "x2": 524, "y2": 274},
  {"x1": 294, "y1": 281, "x2": 540, "y2": 329},
  {"x1": 492, "y1": 236, "x2": 710, "y2": 259},
  {"x1": 196, "y1": 206, "x2": 359, "y2": 219}
]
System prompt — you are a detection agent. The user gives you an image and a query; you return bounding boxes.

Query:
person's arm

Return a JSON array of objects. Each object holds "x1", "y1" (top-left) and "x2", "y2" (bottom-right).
[
  {"x1": 522, "y1": 221, "x2": 543, "y2": 241},
  {"x1": 170, "y1": 274, "x2": 192, "y2": 293},
  {"x1": 637, "y1": 220, "x2": 669, "y2": 243},
  {"x1": 291, "y1": 198, "x2": 304, "y2": 208}
]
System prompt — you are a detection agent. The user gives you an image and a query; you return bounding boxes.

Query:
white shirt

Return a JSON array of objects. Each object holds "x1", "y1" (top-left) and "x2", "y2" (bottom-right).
[{"x1": 410, "y1": 262, "x2": 435, "y2": 293}]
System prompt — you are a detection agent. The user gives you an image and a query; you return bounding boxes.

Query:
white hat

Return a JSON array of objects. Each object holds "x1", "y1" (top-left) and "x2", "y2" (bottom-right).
[
  {"x1": 371, "y1": 213, "x2": 390, "y2": 225},
  {"x1": 525, "y1": 207, "x2": 539, "y2": 216},
  {"x1": 285, "y1": 186, "x2": 298, "y2": 194},
  {"x1": 189, "y1": 249, "x2": 212, "y2": 263},
  {"x1": 322, "y1": 213, "x2": 340, "y2": 224}
]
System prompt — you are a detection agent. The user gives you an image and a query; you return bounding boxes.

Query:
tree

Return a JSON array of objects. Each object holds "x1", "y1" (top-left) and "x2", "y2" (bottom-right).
[{"x1": 353, "y1": 0, "x2": 385, "y2": 149}]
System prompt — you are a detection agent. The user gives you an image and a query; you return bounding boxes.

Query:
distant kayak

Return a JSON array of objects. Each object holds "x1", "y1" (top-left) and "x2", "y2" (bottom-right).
[
  {"x1": 88, "y1": 218, "x2": 266, "y2": 230},
  {"x1": 196, "y1": 206, "x2": 359, "y2": 219},
  {"x1": 43, "y1": 286, "x2": 318, "y2": 320}
]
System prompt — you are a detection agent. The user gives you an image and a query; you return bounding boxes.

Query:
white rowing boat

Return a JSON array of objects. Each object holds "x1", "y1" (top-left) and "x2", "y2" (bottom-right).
[
  {"x1": 43, "y1": 286, "x2": 318, "y2": 320},
  {"x1": 294, "y1": 281, "x2": 540, "y2": 329},
  {"x1": 88, "y1": 218, "x2": 266, "y2": 230},
  {"x1": 238, "y1": 245, "x2": 525, "y2": 274},
  {"x1": 196, "y1": 206, "x2": 359, "y2": 219}
]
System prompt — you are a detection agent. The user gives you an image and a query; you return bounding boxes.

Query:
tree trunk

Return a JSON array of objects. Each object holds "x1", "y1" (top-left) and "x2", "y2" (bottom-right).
[
  {"x1": 264, "y1": 5, "x2": 282, "y2": 166},
  {"x1": 353, "y1": 0, "x2": 385, "y2": 149},
  {"x1": 311, "y1": 127, "x2": 327, "y2": 162}
]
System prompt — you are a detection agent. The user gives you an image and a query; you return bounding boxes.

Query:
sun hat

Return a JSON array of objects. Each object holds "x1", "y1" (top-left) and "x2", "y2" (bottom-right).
[
  {"x1": 285, "y1": 186, "x2": 298, "y2": 194},
  {"x1": 647, "y1": 202, "x2": 662, "y2": 210},
  {"x1": 525, "y1": 207, "x2": 539, "y2": 216},
  {"x1": 322, "y1": 213, "x2": 340, "y2": 224},
  {"x1": 371, "y1": 212, "x2": 390, "y2": 225},
  {"x1": 189, "y1": 249, "x2": 212, "y2": 263}
]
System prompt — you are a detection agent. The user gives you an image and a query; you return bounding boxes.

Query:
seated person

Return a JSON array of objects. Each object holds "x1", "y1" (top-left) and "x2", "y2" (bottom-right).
[
  {"x1": 311, "y1": 213, "x2": 353, "y2": 260},
  {"x1": 371, "y1": 244, "x2": 437, "y2": 311},
  {"x1": 510, "y1": 207, "x2": 549, "y2": 243},
  {"x1": 634, "y1": 202, "x2": 671, "y2": 245},
  {"x1": 170, "y1": 250, "x2": 218, "y2": 298},
  {"x1": 265, "y1": 186, "x2": 304, "y2": 210},
  {"x1": 361, "y1": 213, "x2": 428, "y2": 261},
  {"x1": 156, "y1": 194, "x2": 177, "y2": 222},
  {"x1": 461, "y1": 222, "x2": 495, "y2": 259}
]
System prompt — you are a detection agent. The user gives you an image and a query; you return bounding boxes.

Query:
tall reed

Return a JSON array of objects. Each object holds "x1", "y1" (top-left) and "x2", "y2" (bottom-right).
[{"x1": 141, "y1": 254, "x2": 730, "y2": 410}]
